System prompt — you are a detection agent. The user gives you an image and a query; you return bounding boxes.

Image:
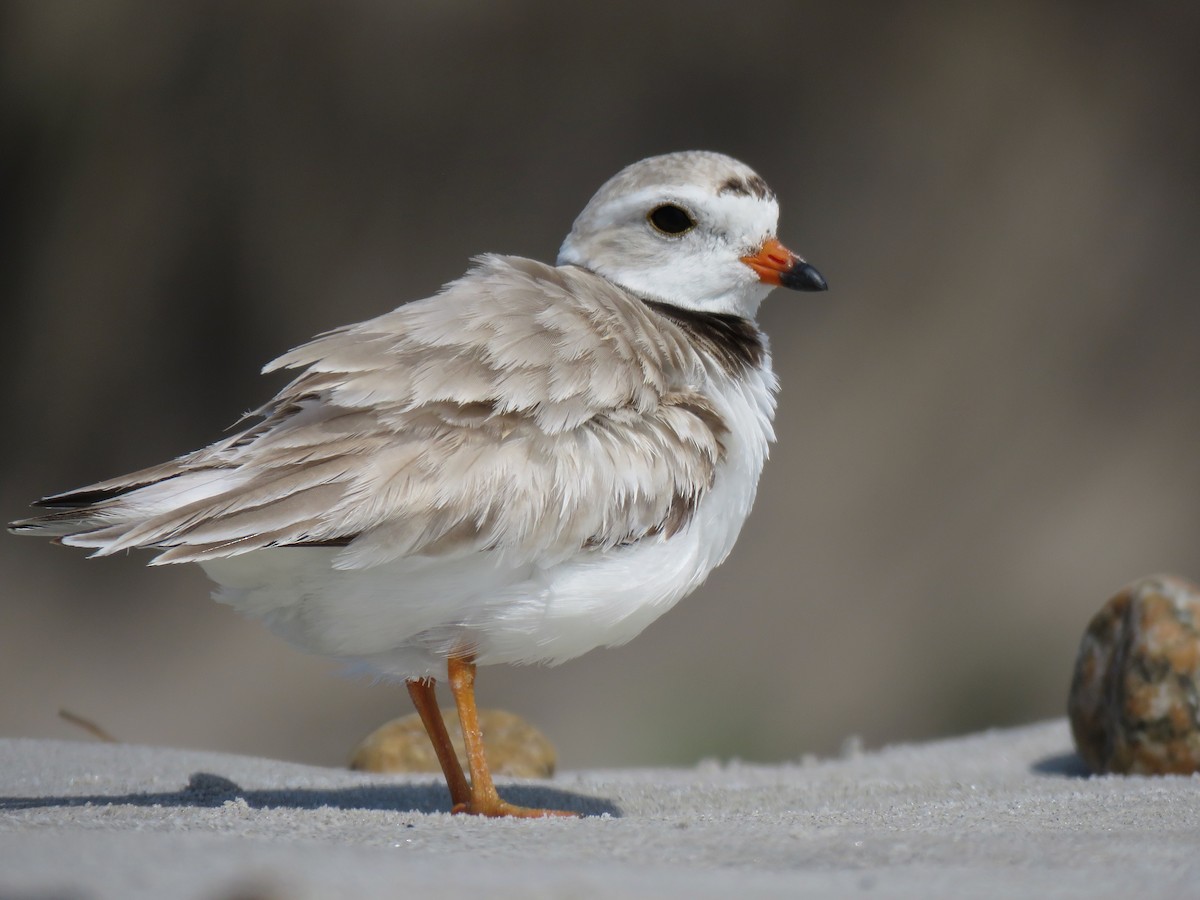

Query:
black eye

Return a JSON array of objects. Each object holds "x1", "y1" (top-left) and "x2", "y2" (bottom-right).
[{"x1": 648, "y1": 204, "x2": 697, "y2": 236}]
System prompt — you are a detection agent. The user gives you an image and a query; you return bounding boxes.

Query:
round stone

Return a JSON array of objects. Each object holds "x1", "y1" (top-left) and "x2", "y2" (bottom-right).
[
  {"x1": 349, "y1": 708, "x2": 557, "y2": 778},
  {"x1": 1068, "y1": 574, "x2": 1200, "y2": 775}
]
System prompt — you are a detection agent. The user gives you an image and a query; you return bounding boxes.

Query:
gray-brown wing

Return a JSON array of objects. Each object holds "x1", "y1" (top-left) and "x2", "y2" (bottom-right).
[{"x1": 14, "y1": 256, "x2": 729, "y2": 568}]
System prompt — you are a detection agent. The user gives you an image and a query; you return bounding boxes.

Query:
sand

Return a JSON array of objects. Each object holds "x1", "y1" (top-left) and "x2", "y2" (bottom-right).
[{"x1": 2, "y1": 720, "x2": 1198, "y2": 899}]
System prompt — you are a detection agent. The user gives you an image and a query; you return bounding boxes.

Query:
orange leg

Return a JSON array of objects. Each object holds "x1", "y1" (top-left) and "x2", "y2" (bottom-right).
[
  {"x1": 447, "y1": 655, "x2": 578, "y2": 818},
  {"x1": 406, "y1": 677, "x2": 470, "y2": 809}
]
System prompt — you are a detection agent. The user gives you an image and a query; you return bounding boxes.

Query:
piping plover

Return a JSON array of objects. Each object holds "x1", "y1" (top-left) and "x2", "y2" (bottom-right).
[{"x1": 11, "y1": 151, "x2": 827, "y2": 817}]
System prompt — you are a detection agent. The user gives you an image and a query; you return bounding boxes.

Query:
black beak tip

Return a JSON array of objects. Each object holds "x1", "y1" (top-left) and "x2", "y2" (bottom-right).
[{"x1": 782, "y1": 262, "x2": 828, "y2": 292}]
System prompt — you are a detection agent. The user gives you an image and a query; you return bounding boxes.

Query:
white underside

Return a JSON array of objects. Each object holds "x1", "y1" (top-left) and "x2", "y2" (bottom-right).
[{"x1": 201, "y1": 366, "x2": 776, "y2": 681}]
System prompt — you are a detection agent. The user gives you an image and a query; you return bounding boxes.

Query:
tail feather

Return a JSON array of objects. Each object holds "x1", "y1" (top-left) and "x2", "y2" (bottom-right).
[
  {"x1": 9, "y1": 504, "x2": 124, "y2": 538},
  {"x1": 9, "y1": 452, "x2": 358, "y2": 563},
  {"x1": 9, "y1": 462, "x2": 245, "y2": 551}
]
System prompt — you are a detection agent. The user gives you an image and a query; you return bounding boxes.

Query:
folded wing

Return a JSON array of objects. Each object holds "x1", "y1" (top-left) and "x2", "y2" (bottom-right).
[{"x1": 11, "y1": 256, "x2": 729, "y2": 569}]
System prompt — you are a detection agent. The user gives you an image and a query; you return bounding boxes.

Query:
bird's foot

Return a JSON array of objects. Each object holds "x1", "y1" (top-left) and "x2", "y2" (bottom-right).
[{"x1": 451, "y1": 798, "x2": 579, "y2": 819}]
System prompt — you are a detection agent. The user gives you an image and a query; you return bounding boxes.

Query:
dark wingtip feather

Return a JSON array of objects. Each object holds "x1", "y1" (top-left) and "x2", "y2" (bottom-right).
[
  {"x1": 34, "y1": 488, "x2": 124, "y2": 509},
  {"x1": 33, "y1": 469, "x2": 191, "y2": 510}
]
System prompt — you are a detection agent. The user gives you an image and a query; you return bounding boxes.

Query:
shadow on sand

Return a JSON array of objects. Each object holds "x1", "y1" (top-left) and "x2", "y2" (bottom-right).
[
  {"x1": 0, "y1": 771, "x2": 621, "y2": 817},
  {"x1": 1030, "y1": 752, "x2": 1091, "y2": 778}
]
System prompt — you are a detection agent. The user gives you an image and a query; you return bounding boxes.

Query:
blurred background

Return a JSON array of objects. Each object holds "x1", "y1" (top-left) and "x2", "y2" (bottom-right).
[{"x1": 2, "y1": 1, "x2": 1198, "y2": 770}]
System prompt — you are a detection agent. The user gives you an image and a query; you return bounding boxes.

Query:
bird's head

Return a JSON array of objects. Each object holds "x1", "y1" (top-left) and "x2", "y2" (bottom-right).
[{"x1": 557, "y1": 150, "x2": 826, "y2": 318}]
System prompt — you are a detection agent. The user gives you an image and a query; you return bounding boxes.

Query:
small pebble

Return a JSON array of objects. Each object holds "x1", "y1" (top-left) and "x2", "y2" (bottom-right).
[
  {"x1": 349, "y1": 708, "x2": 556, "y2": 778},
  {"x1": 1068, "y1": 574, "x2": 1200, "y2": 775}
]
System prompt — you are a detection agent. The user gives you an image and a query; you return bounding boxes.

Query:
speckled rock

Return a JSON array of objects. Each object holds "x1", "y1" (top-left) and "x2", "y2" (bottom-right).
[
  {"x1": 348, "y1": 708, "x2": 556, "y2": 778},
  {"x1": 1068, "y1": 574, "x2": 1200, "y2": 775}
]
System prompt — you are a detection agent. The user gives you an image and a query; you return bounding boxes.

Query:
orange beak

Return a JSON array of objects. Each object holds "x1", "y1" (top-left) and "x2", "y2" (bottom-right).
[{"x1": 741, "y1": 238, "x2": 828, "y2": 291}]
